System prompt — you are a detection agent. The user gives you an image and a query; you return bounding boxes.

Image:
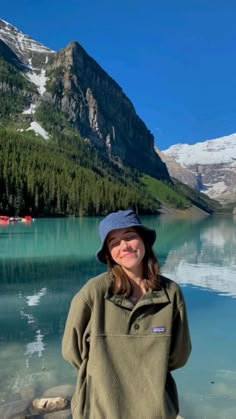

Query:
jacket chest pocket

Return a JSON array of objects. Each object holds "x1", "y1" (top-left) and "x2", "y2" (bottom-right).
[{"x1": 94, "y1": 302, "x2": 130, "y2": 335}]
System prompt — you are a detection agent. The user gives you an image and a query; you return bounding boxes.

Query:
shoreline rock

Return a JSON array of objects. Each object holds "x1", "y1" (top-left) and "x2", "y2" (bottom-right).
[
  {"x1": 0, "y1": 384, "x2": 185, "y2": 419},
  {"x1": 0, "y1": 385, "x2": 74, "y2": 419}
]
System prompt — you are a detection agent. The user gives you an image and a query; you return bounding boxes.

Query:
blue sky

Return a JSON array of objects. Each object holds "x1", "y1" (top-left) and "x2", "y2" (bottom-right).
[{"x1": 1, "y1": 0, "x2": 236, "y2": 149}]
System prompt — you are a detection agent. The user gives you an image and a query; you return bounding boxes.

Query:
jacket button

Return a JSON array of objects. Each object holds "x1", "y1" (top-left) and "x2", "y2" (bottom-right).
[{"x1": 134, "y1": 323, "x2": 139, "y2": 330}]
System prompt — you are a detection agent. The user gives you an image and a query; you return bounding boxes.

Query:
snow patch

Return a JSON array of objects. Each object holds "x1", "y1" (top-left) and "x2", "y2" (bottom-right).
[
  {"x1": 26, "y1": 68, "x2": 47, "y2": 95},
  {"x1": 26, "y1": 122, "x2": 49, "y2": 140},
  {"x1": 0, "y1": 19, "x2": 55, "y2": 55},
  {"x1": 23, "y1": 103, "x2": 36, "y2": 115},
  {"x1": 163, "y1": 133, "x2": 236, "y2": 166},
  {"x1": 204, "y1": 181, "x2": 228, "y2": 197}
]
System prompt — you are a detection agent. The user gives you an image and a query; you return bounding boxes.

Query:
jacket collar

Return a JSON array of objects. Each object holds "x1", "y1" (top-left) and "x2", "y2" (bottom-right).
[{"x1": 105, "y1": 284, "x2": 170, "y2": 310}]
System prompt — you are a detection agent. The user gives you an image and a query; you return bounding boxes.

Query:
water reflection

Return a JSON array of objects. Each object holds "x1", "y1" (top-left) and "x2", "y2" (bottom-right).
[
  {"x1": 26, "y1": 287, "x2": 47, "y2": 306},
  {"x1": 20, "y1": 289, "x2": 47, "y2": 368},
  {"x1": 164, "y1": 262, "x2": 236, "y2": 297},
  {"x1": 160, "y1": 216, "x2": 236, "y2": 297},
  {"x1": 20, "y1": 310, "x2": 35, "y2": 324},
  {"x1": 25, "y1": 330, "x2": 45, "y2": 359}
]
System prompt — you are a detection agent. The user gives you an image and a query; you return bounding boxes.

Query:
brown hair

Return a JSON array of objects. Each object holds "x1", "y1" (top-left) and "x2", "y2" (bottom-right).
[{"x1": 105, "y1": 227, "x2": 160, "y2": 296}]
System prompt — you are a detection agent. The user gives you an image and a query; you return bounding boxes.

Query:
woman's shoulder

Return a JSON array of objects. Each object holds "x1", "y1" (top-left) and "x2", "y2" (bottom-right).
[
  {"x1": 84, "y1": 271, "x2": 111, "y2": 293},
  {"x1": 160, "y1": 274, "x2": 185, "y2": 302},
  {"x1": 72, "y1": 271, "x2": 110, "y2": 306},
  {"x1": 160, "y1": 274, "x2": 179, "y2": 288}
]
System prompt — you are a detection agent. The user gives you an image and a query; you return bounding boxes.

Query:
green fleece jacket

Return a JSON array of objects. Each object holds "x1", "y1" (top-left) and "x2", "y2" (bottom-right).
[{"x1": 62, "y1": 272, "x2": 191, "y2": 419}]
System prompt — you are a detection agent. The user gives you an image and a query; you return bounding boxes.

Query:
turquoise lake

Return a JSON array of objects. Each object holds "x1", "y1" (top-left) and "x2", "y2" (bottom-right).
[{"x1": 0, "y1": 215, "x2": 236, "y2": 418}]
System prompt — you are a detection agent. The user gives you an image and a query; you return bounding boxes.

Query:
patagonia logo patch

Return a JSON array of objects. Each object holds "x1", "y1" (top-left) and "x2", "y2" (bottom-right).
[{"x1": 152, "y1": 326, "x2": 166, "y2": 333}]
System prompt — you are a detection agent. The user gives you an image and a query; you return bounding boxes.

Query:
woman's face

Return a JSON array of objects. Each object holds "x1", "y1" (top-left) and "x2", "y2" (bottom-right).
[{"x1": 106, "y1": 227, "x2": 145, "y2": 277}]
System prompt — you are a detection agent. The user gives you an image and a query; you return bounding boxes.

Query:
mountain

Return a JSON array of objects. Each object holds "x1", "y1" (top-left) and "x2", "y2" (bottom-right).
[
  {"x1": 0, "y1": 19, "x2": 54, "y2": 69},
  {"x1": 156, "y1": 147, "x2": 197, "y2": 189},
  {"x1": 0, "y1": 18, "x2": 169, "y2": 180},
  {"x1": 162, "y1": 133, "x2": 236, "y2": 205},
  {"x1": 0, "y1": 18, "x2": 219, "y2": 216}
]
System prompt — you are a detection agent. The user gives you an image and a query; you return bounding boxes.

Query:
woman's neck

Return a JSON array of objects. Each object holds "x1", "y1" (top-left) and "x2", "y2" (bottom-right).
[
  {"x1": 125, "y1": 272, "x2": 146, "y2": 302},
  {"x1": 122, "y1": 266, "x2": 144, "y2": 285},
  {"x1": 128, "y1": 278, "x2": 146, "y2": 304}
]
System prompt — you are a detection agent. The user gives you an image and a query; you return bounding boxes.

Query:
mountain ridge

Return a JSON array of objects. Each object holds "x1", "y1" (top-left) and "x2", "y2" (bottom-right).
[
  {"x1": 0, "y1": 19, "x2": 54, "y2": 68},
  {"x1": 162, "y1": 133, "x2": 236, "y2": 204}
]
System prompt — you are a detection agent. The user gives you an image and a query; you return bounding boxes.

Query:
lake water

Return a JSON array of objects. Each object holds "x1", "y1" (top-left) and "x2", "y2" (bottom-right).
[{"x1": 0, "y1": 215, "x2": 236, "y2": 418}]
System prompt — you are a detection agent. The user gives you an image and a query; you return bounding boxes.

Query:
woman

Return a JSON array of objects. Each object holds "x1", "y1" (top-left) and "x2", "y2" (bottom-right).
[{"x1": 62, "y1": 209, "x2": 191, "y2": 419}]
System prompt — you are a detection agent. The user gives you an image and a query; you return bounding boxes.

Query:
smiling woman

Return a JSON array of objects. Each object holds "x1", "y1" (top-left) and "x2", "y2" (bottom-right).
[
  {"x1": 62, "y1": 209, "x2": 191, "y2": 419},
  {"x1": 105, "y1": 226, "x2": 159, "y2": 299},
  {"x1": 106, "y1": 228, "x2": 146, "y2": 288}
]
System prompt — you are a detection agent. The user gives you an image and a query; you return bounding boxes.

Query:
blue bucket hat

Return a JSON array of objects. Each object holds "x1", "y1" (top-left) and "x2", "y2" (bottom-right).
[{"x1": 96, "y1": 209, "x2": 156, "y2": 264}]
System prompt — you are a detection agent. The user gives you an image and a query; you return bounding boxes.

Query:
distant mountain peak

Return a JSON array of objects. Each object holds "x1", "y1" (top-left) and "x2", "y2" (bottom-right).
[
  {"x1": 162, "y1": 133, "x2": 236, "y2": 204},
  {"x1": 162, "y1": 133, "x2": 236, "y2": 166}
]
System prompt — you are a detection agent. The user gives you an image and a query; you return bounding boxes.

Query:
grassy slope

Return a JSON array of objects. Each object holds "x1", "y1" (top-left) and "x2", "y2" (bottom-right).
[{"x1": 141, "y1": 174, "x2": 222, "y2": 214}]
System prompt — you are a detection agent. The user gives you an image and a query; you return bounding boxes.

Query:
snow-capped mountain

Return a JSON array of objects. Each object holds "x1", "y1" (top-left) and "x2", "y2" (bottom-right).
[
  {"x1": 0, "y1": 19, "x2": 57, "y2": 139},
  {"x1": 162, "y1": 133, "x2": 236, "y2": 204},
  {"x1": 0, "y1": 18, "x2": 56, "y2": 99},
  {"x1": 0, "y1": 19, "x2": 54, "y2": 69},
  {"x1": 156, "y1": 147, "x2": 198, "y2": 189}
]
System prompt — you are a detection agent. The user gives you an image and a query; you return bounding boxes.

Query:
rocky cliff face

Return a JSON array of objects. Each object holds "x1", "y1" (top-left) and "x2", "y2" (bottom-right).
[
  {"x1": 44, "y1": 41, "x2": 169, "y2": 179},
  {"x1": 0, "y1": 19, "x2": 169, "y2": 181},
  {"x1": 188, "y1": 162, "x2": 236, "y2": 203},
  {"x1": 156, "y1": 147, "x2": 198, "y2": 188}
]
